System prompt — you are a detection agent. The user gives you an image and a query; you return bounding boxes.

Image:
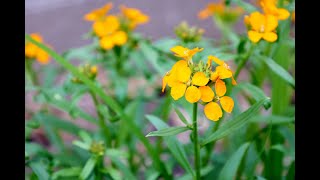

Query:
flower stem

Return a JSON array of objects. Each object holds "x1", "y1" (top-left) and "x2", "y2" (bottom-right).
[
  {"x1": 234, "y1": 43, "x2": 255, "y2": 80},
  {"x1": 89, "y1": 90, "x2": 112, "y2": 147},
  {"x1": 25, "y1": 60, "x2": 39, "y2": 86},
  {"x1": 192, "y1": 103, "x2": 201, "y2": 180}
]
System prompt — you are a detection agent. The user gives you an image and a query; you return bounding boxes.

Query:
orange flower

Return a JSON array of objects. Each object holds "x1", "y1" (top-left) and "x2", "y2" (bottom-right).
[
  {"x1": 260, "y1": 0, "x2": 290, "y2": 20},
  {"x1": 25, "y1": 33, "x2": 50, "y2": 64},
  {"x1": 120, "y1": 5, "x2": 149, "y2": 29},
  {"x1": 84, "y1": 2, "x2": 113, "y2": 21},
  {"x1": 170, "y1": 46, "x2": 203, "y2": 60}
]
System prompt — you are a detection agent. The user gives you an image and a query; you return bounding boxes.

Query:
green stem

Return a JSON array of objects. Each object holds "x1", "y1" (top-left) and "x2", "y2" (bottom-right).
[
  {"x1": 89, "y1": 90, "x2": 111, "y2": 148},
  {"x1": 25, "y1": 59, "x2": 39, "y2": 86},
  {"x1": 234, "y1": 44, "x2": 255, "y2": 80},
  {"x1": 192, "y1": 103, "x2": 200, "y2": 180}
]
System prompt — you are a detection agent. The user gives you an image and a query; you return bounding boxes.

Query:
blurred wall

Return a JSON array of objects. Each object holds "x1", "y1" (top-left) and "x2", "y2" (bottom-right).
[{"x1": 25, "y1": 0, "x2": 245, "y2": 53}]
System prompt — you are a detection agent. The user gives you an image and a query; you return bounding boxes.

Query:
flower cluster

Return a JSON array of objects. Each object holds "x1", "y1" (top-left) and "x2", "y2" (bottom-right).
[
  {"x1": 174, "y1": 21, "x2": 204, "y2": 43},
  {"x1": 84, "y1": 3, "x2": 149, "y2": 50},
  {"x1": 25, "y1": 33, "x2": 50, "y2": 64},
  {"x1": 72, "y1": 64, "x2": 98, "y2": 83},
  {"x1": 245, "y1": 0, "x2": 290, "y2": 43},
  {"x1": 198, "y1": 0, "x2": 243, "y2": 22},
  {"x1": 162, "y1": 46, "x2": 237, "y2": 121}
]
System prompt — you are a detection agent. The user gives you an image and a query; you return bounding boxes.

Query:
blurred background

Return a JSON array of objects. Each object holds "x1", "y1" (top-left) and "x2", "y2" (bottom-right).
[{"x1": 25, "y1": 0, "x2": 246, "y2": 53}]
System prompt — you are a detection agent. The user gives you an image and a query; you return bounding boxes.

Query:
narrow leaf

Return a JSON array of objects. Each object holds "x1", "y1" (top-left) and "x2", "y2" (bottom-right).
[
  {"x1": 29, "y1": 162, "x2": 50, "y2": 180},
  {"x1": 201, "y1": 98, "x2": 270, "y2": 146},
  {"x1": 173, "y1": 105, "x2": 190, "y2": 125},
  {"x1": 146, "y1": 126, "x2": 190, "y2": 137},
  {"x1": 258, "y1": 55, "x2": 295, "y2": 88},
  {"x1": 218, "y1": 142, "x2": 251, "y2": 180},
  {"x1": 79, "y1": 157, "x2": 96, "y2": 180},
  {"x1": 52, "y1": 167, "x2": 81, "y2": 180},
  {"x1": 237, "y1": 83, "x2": 271, "y2": 109}
]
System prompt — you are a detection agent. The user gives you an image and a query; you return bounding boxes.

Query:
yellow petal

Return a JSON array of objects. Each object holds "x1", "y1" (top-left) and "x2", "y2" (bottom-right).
[
  {"x1": 208, "y1": 55, "x2": 224, "y2": 66},
  {"x1": 204, "y1": 102, "x2": 223, "y2": 121},
  {"x1": 84, "y1": 3, "x2": 113, "y2": 21},
  {"x1": 249, "y1": 12, "x2": 265, "y2": 31},
  {"x1": 248, "y1": 30, "x2": 262, "y2": 43},
  {"x1": 93, "y1": 16, "x2": 120, "y2": 37},
  {"x1": 170, "y1": 83, "x2": 187, "y2": 100},
  {"x1": 111, "y1": 31, "x2": 128, "y2": 45},
  {"x1": 171, "y1": 60, "x2": 188, "y2": 73},
  {"x1": 99, "y1": 36, "x2": 114, "y2": 50},
  {"x1": 216, "y1": 65, "x2": 232, "y2": 79},
  {"x1": 189, "y1": 47, "x2": 204, "y2": 58},
  {"x1": 210, "y1": 71, "x2": 219, "y2": 82},
  {"x1": 220, "y1": 96, "x2": 234, "y2": 113},
  {"x1": 244, "y1": 15, "x2": 250, "y2": 26},
  {"x1": 185, "y1": 86, "x2": 201, "y2": 103},
  {"x1": 177, "y1": 65, "x2": 191, "y2": 83},
  {"x1": 162, "y1": 75, "x2": 169, "y2": 92},
  {"x1": 30, "y1": 33, "x2": 43, "y2": 42},
  {"x1": 199, "y1": 86, "x2": 215, "y2": 102},
  {"x1": 262, "y1": 32, "x2": 278, "y2": 42},
  {"x1": 206, "y1": 57, "x2": 212, "y2": 68},
  {"x1": 192, "y1": 72, "x2": 209, "y2": 86},
  {"x1": 25, "y1": 44, "x2": 38, "y2": 58},
  {"x1": 231, "y1": 76, "x2": 237, "y2": 85},
  {"x1": 277, "y1": 8, "x2": 290, "y2": 20},
  {"x1": 170, "y1": 46, "x2": 188, "y2": 58},
  {"x1": 36, "y1": 49, "x2": 50, "y2": 64},
  {"x1": 265, "y1": 14, "x2": 278, "y2": 32},
  {"x1": 215, "y1": 79, "x2": 226, "y2": 97}
]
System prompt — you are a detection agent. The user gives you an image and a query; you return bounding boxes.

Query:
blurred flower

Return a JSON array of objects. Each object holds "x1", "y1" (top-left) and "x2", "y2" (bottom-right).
[
  {"x1": 84, "y1": 2, "x2": 113, "y2": 21},
  {"x1": 259, "y1": 0, "x2": 290, "y2": 20},
  {"x1": 99, "y1": 30, "x2": 128, "y2": 50},
  {"x1": 25, "y1": 33, "x2": 50, "y2": 64},
  {"x1": 291, "y1": 10, "x2": 295, "y2": 23},
  {"x1": 246, "y1": 12, "x2": 278, "y2": 43},
  {"x1": 174, "y1": 21, "x2": 205, "y2": 43},
  {"x1": 198, "y1": 1, "x2": 243, "y2": 23},
  {"x1": 93, "y1": 15, "x2": 120, "y2": 38},
  {"x1": 72, "y1": 64, "x2": 98, "y2": 83},
  {"x1": 120, "y1": 5, "x2": 149, "y2": 30},
  {"x1": 162, "y1": 46, "x2": 236, "y2": 121},
  {"x1": 170, "y1": 46, "x2": 203, "y2": 61}
]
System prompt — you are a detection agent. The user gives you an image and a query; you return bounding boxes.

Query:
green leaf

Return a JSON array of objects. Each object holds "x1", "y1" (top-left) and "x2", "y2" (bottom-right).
[
  {"x1": 139, "y1": 41, "x2": 165, "y2": 74},
  {"x1": 52, "y1": 167, "x2": 81, "y2": 180},
  {"x1": 100, "y1": 167, "x2": 122, "y2": 180},
  {"x1": 218, "y1": 142, "x2": 251, "y2": 180},
  {"x1": 73, "y1": 140, "x2": 90, "y2": 150},
  {"x1": 79, "y1": 157, "x2": 97, "y2": 180},
  {"x1": 173, "y1": 105, "x2": 190, "y2": 125},
  {"x1": 254, "y1": 176, "x2": 268, "y2": 180},
  {"x1": 146, "y1": 126, "x2": 190, "y2": 137},
  {"x1": 107, "y1": 151, "x2": 136, "y2": 180},
  {"x1": 237, "y1": 83, "x2": 271, "y2": 109},
  {"x1": 26, "y1": 119, "x2": 40, "y2": 129},
  {"x1": 29, "y1": 161, "x2": 50, "y2": 180},
  {"x1": 258, "y1": 55, "x2": 295, "y2": 88},
  {"x1": 250, "y1": 115, "x2": 294, "y2": 125},
  {"x1": 201, "y1": 98, "x2": 270, "y2": 146},
  {"x1": 146, "y1": 115, "x2": 195, "y2": 177}
]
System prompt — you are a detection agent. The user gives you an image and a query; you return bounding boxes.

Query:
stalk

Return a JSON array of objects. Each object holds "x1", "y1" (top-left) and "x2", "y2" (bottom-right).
[{"x1": 192, "y1": 103, "x2": 201, "y2": 179}]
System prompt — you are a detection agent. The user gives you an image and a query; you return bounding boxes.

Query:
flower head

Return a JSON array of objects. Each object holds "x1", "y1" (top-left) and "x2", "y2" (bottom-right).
[
  {"x1": 259, "y1": 0, "x2": 290, "y2": 20},
  {"x1": 25, "y1": 33, "x2": 50, "y2": 64},
  {"x1": 120, "y1": 5, "x2": 149, "y2": 29},
  {"x1": 162, "y1": 46, "x2": 236, "y2": 121},
  {"x1": 84, "y1": 2, "x2": 113, "y2": 21},
  {"x1": 246, "y1": 11, "x2": 278, "y2": 43}
]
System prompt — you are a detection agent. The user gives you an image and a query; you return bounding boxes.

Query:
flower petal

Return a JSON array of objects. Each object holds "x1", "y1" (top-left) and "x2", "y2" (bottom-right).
[
  {"x1": 277, "y1": 8, "x2": 290, "y2": 20},
  {"x1": 192, "y1": 72, "x2": 209, "y2": 86},
  {"x1": 265, "y1": 14, "x2": 278, "y2": 32},
  {"x1": 99, "y1": 36, "x2": 114, "y2": 50},
  {"x1": 185, "y1": 86, "x2": 201, "y2": 103},
  {"x1": 215, "y1": 79, "x2": 226, "y2": 97},
  {"x1": 199, "y1": 86, "x2": 215, "y2": 102},
  {"x1": 210, "y1": 71, "x2": 219, "y2": 82},
  {"x1": 220, "y1": 96, "x2": 234, "y2": 113},
  {"x1": 208, "y1": 55, "x2": 224, "y2": 66},
  {"x1": 36, "y1": 49, "x2": 50, "y2": 64},
  {"x1": 170, "y1": 46, "x2": 188, "y2": 58},
  {"x1": 231, "y1": 76, "x2": 237, "y2": 85},
  {"x1": 248, "y1": 30, "x2": 262, "y2": 43},
  {"x1": 111, "y1": 31, "x2": 128, "y2": 45},
  {"x1": 170, "y1": 83, "x2": 187, "y2": 100},
  {"x1": 177, "y1": 65, "x2": 191, "y2": 83},
  {"x1": 262, "y1": 32, "x2": 278, "y2": 42},
  {"x1": 216, "y1": 65, "x2": 233, "y2": 79},
  {"x1": 249, "y1": 12, "x2": 265, "y2": 31},
  {"x1": 162, "y1": 75, "x2": 169, "y2": 92},
  {"x1": 204, "y1": 102, "x2": 223, "y2": 121}
]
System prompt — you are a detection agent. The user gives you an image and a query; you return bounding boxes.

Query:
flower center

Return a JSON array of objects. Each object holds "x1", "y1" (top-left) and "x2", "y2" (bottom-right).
[{"x1": 259, "y1": 25, "x2": 265, "y2": 33}]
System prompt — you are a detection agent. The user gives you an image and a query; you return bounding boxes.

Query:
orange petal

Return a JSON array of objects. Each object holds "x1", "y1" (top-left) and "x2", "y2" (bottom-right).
[
  {"x1": 111, "y1": 31, "x2": 128, "y2": 45},
  {"x1": 199, "y1": 86, "x2": 215, "y2": 102},
  {"x1": 231, "y1": 76, "x2": 237, "y2": 85},
  {"x1": 204, "y1": 102, "x2": 223, "y2": 121},
  {"x1": 262, "y1": 32, "x2": 278, "y2": 42},
  {"x1": 220, "y1": 96, "x2": 234, "y2": 113},
  {"x1": 36, "y1": 49, "x2": 50, "y2": 64},
  {"x1": 208, "y1": 55, "x2": 224, "y2": 66},
  {"x1": 192, "y1": 72, "x2": 209, "y2": 86},
  {"x1": 248, "y1": 30, "x2": 262, "y2": 43},
  {"x1": 215, "y1": 79, "x2": 226, "y2": 97},
  {"x1": 99, "y1": 36, "x2": 114, "y2": 50},
  {"x1": 249, "y1": 12, "x2": 265, "y2": 31},
  {"x1": 162, "y1": 75, "x2": 169, "y2": 92},
  {"x1": 177, "y1": 65, "x2": 191, "y2": 83},
  {"x1": 277, "y1": 8, "x2": 290, "y2": 20},
  {"x1": 210, "y1": 71, "x2": 219, "y2": 82},
  {"x1": 216, "y1": 65, "x2": 232, "y2": 79},
  {"x1": 185, "y1": 86, "x2": 201, "y2": 103},
  {"x1": 265, "y1": 14, "x2": 278, "y2": 32},
  {"x1": 170, "y1": 46, "x2": 188, "y2": 58},
  {"x1": 170, "y1": 83, "x2": 187, "y2": 100}
]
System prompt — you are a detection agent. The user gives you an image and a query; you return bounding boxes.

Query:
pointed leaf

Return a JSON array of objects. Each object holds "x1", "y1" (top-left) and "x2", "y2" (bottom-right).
[{"x1": 146, "y1": 126, "x2": 190, "y2": 137}]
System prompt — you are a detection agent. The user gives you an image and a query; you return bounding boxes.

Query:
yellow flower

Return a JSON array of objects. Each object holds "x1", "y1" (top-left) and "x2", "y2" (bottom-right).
[
  {"x1": 170, "y1": 46, "x2": 203, "y2": 60},
  {"x1": 198, "y1": 1, "x2": 243, "y2": 21},
  {"x1": 199, "y1": 86, "x2": 215, "y2": 102},
  {"x1": 120, "y1": 5, "x2": 149, "y2": 29},
  {"x1": 25, "y1": 33, "x2": 50, "y2": 64},
  {"x1": 204, "y1": 78, "x2": 234, "y2": 121},
  {"x1": 84, "y1": 2, "x2": 113, "y2": 21},
  {"x1": 260, "y1": 0, "x2": 290, "y2": 20},
  {"x1": 208, "y1": 55, "x2": 237, "y2": 85},
  {"x1": 93, "y1": 15, "x2": 120, "y2": 38},
  {"x1": 247, "y1": 12, "x2": 278, "y2": 43},
  {"x1": 99, "y1": 30, "x2": 128, "y2": 50}
]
